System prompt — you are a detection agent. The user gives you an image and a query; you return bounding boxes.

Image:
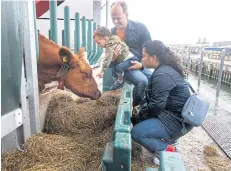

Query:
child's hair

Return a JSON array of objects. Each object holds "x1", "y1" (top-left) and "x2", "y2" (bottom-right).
[{"x1": 93, "y1": 26, "x2": 111, "y2": 39}]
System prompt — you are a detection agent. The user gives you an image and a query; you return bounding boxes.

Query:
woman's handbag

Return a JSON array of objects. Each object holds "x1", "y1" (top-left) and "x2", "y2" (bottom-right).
[{"x1": 181, "y1": 82, "x2": 210, "y2": 127}]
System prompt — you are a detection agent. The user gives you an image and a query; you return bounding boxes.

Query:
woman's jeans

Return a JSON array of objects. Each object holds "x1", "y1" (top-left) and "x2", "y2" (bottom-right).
[{"x1": 131, "y1": 118, "x2": 174, "y2": 152}]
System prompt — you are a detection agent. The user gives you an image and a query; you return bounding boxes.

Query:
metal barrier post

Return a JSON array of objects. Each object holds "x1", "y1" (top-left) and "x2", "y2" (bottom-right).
[
  {"x1": 87, "y1": 20, "x2": 93, "y2": 61},
  {"x1": 216, "y1": 49, "x2": 226, "y2": 101},
  {"x1": 81, "y1": 16, "x2": 87, "y2": 49},
  {"x1": 197, "y1": 50, "x2": 204, "y2": 92},
  {"x1": 62, "y1": 30, "x2": 65, "y2": 46},
  {"x1": 32, "y1": 0, "x2": 39, "y2": 61},
  {"x1": 24, "y1": 0, "x2": 41, "y2": 133},
  {"x1": 48, "y1": 29, "x2": 51, "y2": 39},
  {"x1": 90, "y1": 22, "x2": 97, "y2": 65},
  {"x1": 49, "y1": 0, "x2": 58, "y2": 43},
  {"x1": 64, "y1": 6, "x2": 70, "y2": 48},
  {"x1": 187, "y1": 49, "x2": 191, "y2": 74},
  {"x1": 92, "y1": 45, "x2": 103, "y2": 64},
  {"x1": 74, "y1": 12, "x2": 80, "y2": 53},
  {"x1": 106, "y1": 0, "x2": 109, "y2": 26}
]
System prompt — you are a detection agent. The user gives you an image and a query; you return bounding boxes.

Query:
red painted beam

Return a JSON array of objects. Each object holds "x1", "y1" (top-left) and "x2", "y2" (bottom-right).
[{"x1": 36, "y1": 0, "x2": 65, "y2": 18}]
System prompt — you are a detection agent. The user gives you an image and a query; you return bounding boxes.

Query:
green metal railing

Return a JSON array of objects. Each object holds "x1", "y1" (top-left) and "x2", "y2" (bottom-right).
[
  {"x1": 89, "y1": 22, "x2": 98, "y2": 64},
  {"x1": 41, "y1": 3, "x2": 103, "y2": 65},
  {"x1": 64, "y1": 6, "x2": 70, "y2": 48},
  {"x1": 49, "y1": 0, "x2": 58, "y2": 43},
  {"x1": 81, "y1": 16, "x2": 87, "y2": 50},
  {"x1": 102, "y1": 83, "x2": 186, "y2": 171},
  {"x1": 87, "y1": 19, "x2": 93, "y2": 61},
  {"x1": 74, "y1": 12, "x2": 80, "y2": 53}
]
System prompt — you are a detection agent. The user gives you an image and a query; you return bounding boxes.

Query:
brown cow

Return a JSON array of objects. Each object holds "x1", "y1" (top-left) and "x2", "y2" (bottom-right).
[{"x1": 37, "y1": 33, "x2": 101, "y2": 100}]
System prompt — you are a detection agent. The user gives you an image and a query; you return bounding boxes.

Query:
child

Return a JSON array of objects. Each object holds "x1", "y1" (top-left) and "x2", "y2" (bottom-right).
[{"x1": 93, "y1": 26, "x2": 137, "y2": 90}]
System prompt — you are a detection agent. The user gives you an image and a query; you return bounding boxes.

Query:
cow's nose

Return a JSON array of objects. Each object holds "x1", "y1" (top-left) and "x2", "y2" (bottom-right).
[{"x1": 93, "y1": 90, "x2": 101, "y2": 99}]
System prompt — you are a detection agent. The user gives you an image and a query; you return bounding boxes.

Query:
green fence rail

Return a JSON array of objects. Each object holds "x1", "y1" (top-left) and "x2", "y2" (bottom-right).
[
  {"x1": 102, "y1": 83, "x2": 132, "y2": 171},
  {"x1": 102, "y1": 83, "x2": 186, "y2": 171},
  {"x1": 43, "y1": 3, "x2": 103, "y2": 65},
  {"x1": 49, "y1": 0, "x2": 58, "y2": 43},
  {"x1": 74, "y1": 12, "x2": 80, "y2": 53},
  {"x1": 64, "y1": 6, "x2": 70, "y2": 48},
  {"x1": 87, "y1": 19, "x2": 93, "y2": 61}
]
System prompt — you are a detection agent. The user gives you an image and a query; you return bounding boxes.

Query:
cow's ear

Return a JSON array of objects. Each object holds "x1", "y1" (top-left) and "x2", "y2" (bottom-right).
[
  {"x1": 58, "y1": 46, "x2": 74, "y2": 64},
  {"x1": 77, "y1": 47, "x2": 85, "y2": 59}
]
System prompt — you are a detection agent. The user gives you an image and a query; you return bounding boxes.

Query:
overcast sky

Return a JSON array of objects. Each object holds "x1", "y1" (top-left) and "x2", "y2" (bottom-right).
[{"x1": 106, "y1": 0, "x2": 231, "y2": 44}]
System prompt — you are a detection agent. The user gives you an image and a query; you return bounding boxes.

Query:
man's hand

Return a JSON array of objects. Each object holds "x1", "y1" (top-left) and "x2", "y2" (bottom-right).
[
  {"x1": 128, "y1": 61, "x2": 143, "y2": 70},
  {"x1": 112, "y1": 44, "x2": 122, "y2": 61},
  {"x1": 96, "y1": 71, "x2": 104, "y2": 78}
]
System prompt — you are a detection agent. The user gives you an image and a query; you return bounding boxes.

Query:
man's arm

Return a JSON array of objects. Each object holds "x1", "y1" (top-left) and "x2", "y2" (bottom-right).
[{"x1": 140, "y1": 24, "x2": 151, "y2": 47}]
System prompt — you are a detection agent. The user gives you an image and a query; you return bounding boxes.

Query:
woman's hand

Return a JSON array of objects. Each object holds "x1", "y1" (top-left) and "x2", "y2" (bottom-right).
[
  {"x1": 138, "y1": 107, "x2": 150, "y2": 121},
  {"x1": 132, "y1": 105, "x2": 140, "y2": 115},
  {"x1": 130, "y1": 114, "x2": 141, "y2": 126},
  {"x1": 128, "y1": 61, "x2": 143, "y2": 70}
]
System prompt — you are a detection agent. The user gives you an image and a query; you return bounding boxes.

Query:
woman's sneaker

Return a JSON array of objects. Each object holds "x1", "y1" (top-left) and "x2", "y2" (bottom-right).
[
  {"x1": 153, "y1": 156, "x2": 160, "y2": 165},
  {"x1": 171, "y1": 139, "x2": 179, "y2": 146}
]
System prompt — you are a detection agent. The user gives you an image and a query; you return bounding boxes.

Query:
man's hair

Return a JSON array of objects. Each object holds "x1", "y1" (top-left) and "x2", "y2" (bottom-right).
[
  {"x1": 93, "y1": 26, "x2": 111, "y2": 39},
  {"x1": 111, "y1": 1, "x2": 128, "y2": 13}
]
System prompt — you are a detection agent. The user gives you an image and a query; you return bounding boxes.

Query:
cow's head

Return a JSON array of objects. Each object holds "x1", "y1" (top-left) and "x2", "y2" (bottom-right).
[{"x1": 57, "y1": 46, "x2": 101, "y2": 100}]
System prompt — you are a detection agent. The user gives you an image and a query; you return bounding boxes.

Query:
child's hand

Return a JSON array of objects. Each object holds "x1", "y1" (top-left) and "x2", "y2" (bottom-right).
[{"x1": 96, "y1": 71, "x2": 104, "y2": 78}]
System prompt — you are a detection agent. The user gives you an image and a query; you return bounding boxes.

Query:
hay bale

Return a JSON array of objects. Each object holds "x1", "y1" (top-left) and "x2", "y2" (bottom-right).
[
  {"x1": 2, "y1": 127, "x2": 112, "y2": 171},
  {"x1": 44, "y1": 90, "x2": 121, "y2": 135},
  {"x1": 2, "y1": 90, "x2": 121, "y2": 171}
]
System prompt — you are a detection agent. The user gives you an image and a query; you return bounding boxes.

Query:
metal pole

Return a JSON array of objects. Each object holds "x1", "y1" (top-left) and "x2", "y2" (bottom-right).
[
  {"x1": 49, "y1": 1, "x2": 58, "y2": 43},
  {"x1": 87, "y1": 20, "x2": 93, "y2": 61},
  {"x1": 64, "y1": 6, "x2": 70, "y2": 48},
  {"x1": 62, "y1": 30, "x2": 65, "y2": 46},
  {"x1": 106, "y1": 0, "x2": 109, "y2": 26},
  {"x1": 74, "y1": 12, "x2": 80, "y2": 53},
  {"x1": 197, "y1": 50, "x2": 204, "y2": 92},
  {"x1": 90, "y1": 22, "x2": 97, "y2": 64},
  {"x1": 32, "y1": 0, "x2": 39, "y2": 61},
  {"x1": 187, "y1": 49, "x2": 191, "y2": 74},
  {"x1": 48, "y1": 29, "x2": 51, "y2": 39},
  {"x1": 81, "y1": 16, "x2": 87, "y2": 50},
  {"x1": 25, "y1": 0, "x2": 41, "y2": 133},
  {"x1": 94, "y1": 46, "x2": 103, "y2": 64},
  {"x1": 216, "y1": 49, "x2": 226, "y2": 100}
]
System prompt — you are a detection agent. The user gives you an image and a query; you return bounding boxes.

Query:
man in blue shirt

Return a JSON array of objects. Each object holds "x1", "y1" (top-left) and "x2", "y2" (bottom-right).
[
  {"x1": 110, "y1": 0, "x2": 153, "y2": 80},
  {"x1": 108, "y1": 1, "x2": 152, "y2": 107}
]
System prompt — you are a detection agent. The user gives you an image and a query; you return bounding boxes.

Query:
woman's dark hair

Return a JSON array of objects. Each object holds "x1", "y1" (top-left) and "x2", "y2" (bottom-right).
[{"x1": 143, "y1": 40, "x2": 184, "y2": 77}]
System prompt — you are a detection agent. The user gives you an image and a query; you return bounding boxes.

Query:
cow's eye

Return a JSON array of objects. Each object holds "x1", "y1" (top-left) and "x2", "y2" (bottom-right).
[{"x1": 83, "y1": 72, "x2": 91, "y2": 79}]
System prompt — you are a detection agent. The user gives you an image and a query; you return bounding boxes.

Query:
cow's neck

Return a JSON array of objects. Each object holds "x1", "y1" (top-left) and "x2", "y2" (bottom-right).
[
  {"x1": 37, "y1": 36, "x2": 64, "y2": 92},
  {"x1": 37, "y1": 62, "x2": 62, "y2": 92},
  {"x1": 37, "y1": 33, "x2": 69, "y2": 93}
]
